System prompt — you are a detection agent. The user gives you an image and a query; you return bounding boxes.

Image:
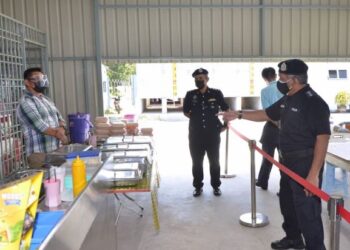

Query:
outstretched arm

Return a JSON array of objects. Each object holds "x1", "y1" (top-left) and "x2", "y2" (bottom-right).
[{"x1": 219, "y1": 110, "x2": 270, "y2": 122}]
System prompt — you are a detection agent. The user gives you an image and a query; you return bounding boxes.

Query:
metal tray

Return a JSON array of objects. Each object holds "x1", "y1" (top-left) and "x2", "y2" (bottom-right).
[
  {"x1": 48, "y1": 144, "x2": 92, "y2": 155},
  {"x1": 104, "y1": 136, "x2": 153, "y2": 148},
  {"x1": 45, "y1": 144, "x2": 92, "y2": 165},
  {"x1": 104, "y1": 162, "x2": 140, "y2": 171},
  {"x1": 94, "y1": 169, "x2": 141, "y2": 187},
  {"x1": 112, "y1": 150, "x2": 152, "y2": 163}
]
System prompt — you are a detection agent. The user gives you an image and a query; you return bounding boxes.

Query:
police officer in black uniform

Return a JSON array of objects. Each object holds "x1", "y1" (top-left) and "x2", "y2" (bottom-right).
[
  {"x1": 183, "y1": 68, "x2": 229, "y2": 197},
  {"x1": 220, "y1": 59, "x2": 330, "y2": 250}
]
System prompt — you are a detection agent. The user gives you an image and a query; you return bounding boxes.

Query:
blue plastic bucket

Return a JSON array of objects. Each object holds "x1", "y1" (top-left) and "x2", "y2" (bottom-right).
[{"x1": 68, "y1": 113, "x2": 92, "y2": 143}]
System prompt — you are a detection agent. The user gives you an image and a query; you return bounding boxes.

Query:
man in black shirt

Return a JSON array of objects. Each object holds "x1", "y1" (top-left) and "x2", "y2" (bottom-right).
[
  {"x1": 183, "y1": 68, "x2": 229, "y2": 197},
  {"x1": 220, "y1": 59, "x2": 329, "y2": 250}
]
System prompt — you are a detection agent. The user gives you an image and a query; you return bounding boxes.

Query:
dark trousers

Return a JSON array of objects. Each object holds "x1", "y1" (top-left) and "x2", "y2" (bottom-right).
[
  {"x1": 257, "y1": 143, "x2": 279, "y2": 187},
  {"x1": 279, "y1": 155, "x2": 325, "y2": 250},
  {"x1": 258, "y1": 122, "x2": 280, "y2": 187},
  {"x1": 189, "y1": 131, "x2": 221, "y2": 189}
]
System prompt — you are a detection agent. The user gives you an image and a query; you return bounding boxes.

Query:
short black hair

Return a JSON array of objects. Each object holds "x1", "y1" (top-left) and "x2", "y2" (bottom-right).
[
  {"x1": 261, "y1": 67, "x2": 276, "y2": 80},
  {"x1": 23, "y1": 67, "x2": 43, "y2": 80}
]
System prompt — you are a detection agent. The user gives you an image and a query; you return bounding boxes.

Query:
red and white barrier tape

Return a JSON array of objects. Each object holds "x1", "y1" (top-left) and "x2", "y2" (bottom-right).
[{"x1": 229, "y1": 124, "x2": 350, "y2": 224}]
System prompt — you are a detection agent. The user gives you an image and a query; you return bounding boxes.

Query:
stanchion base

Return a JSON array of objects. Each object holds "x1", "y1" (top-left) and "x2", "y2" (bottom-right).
[
  {"x1": 220, "y1": 174, "x2": 236, "y2": 178},
  {"x1": 239, "y1": 213, "x2": 269, "y2": 228}
]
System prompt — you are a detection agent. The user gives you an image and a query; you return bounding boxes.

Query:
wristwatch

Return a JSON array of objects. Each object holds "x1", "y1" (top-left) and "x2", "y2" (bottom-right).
[{"x1": 237, "y1": 110, "x2": 243, "y2": 120}]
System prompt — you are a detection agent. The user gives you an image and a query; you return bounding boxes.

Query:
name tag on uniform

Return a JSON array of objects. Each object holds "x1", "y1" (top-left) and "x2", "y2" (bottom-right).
[
  {"x1": 208, "y1": 98, "x2": 216, "y2": 102},
  {"x1": 291, "y1": 107, "x2": 298, "y2": 112}
]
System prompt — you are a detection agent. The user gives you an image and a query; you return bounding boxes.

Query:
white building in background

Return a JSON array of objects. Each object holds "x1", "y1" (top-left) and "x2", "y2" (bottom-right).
[
  {"x1": 308, "y1": 63, "x2": 350, "y2": 111},
  {"x1": 135, "y1": 62, "x2": 350, "y2": 113}
]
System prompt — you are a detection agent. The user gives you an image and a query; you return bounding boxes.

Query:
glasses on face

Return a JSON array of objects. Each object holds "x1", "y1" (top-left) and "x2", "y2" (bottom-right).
[{"x1": 28, "y1": 74, "x2": 47, "y2": 82}]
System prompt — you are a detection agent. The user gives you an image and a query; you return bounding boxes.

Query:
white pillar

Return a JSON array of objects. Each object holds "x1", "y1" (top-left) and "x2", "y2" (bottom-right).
[{"x1": 161, "y1": 98, "x2": 167, "y2": 114}]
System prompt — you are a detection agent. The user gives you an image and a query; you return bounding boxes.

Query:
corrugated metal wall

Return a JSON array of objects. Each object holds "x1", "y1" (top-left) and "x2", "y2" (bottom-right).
[
  {"x1": 1, "y1": 0, "x2": 350, "y2": 118},
  {"x1": 0, "y1": 0, "x2": 99, "y2": 119},
  {"x1": 99, "y1": 0, "x2": 350, "y2": 60},
  {"x1": 100, "y1": 0, "x2": 261, "y2": 60}
]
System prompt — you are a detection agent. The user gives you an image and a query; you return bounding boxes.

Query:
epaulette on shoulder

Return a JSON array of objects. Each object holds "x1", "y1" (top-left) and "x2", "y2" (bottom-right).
[{"x1": 305, "y1": 90, "x2": 314, "y2": 98}]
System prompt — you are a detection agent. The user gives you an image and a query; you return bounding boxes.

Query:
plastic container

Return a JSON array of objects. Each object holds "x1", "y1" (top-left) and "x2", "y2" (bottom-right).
[
  {"x1": 44, "y1": 179, "x2": 61, "y2": 207},
  {"x1": 124, "y1": 114, "x2": 136, "y2": 122},
  {"x1": 68, "y1": 113, "x2": 92, "y2": 143},
  {"x1": 71, "y1": 156, "x2": 87, "y2": 197},
  {"x1": 49, "y1": 166, "x2": 66, "y2": 193},
  {"x1": 65, "y1": 149, "x2": 101, "y2": 165}
]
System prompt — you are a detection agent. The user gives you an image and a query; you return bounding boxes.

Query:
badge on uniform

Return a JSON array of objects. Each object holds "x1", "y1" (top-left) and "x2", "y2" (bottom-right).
[
  {"x1": 306, "y1": 91, "x2": 313, "y2": 97},
  {"x1": 280, "y1": 62, "x2": 287, "y2": 71},
  {"x1": 208, "y1": 98, "x2": 216, "y2": 102}
]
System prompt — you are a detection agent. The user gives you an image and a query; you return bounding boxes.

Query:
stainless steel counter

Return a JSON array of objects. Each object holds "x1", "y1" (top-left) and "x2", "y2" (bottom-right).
[
  {"x1": 39, "y1": 163, "x2": 104, "y2": 250},
  {"x1": 326, "y1": 133, "x2": 350, "y2": 171},
  {"x1": 38, "y1": 136, "x2": 157, "y2": 250}
]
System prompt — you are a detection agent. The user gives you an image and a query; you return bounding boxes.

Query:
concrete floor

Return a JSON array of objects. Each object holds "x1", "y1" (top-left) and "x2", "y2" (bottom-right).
[{"x1": 82, "y1": 114, "x2": 350, "y2": 250}]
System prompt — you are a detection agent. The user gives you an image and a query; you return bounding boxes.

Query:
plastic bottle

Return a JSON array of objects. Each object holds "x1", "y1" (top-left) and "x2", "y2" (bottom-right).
[{"x1": 71, "y1": 156, "x2": 87, "y2": 197}]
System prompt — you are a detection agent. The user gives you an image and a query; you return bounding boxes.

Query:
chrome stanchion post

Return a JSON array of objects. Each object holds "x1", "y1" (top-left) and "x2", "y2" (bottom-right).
[
  {"x1": 221, "y1": 128, "x2": 236, "y2": 178},
  {"x1": 328, "y1": 195, "x2": 344, "y2": 250},
  {"x1": 239, "y1": 140, "x2": 269, "y2": 227}
]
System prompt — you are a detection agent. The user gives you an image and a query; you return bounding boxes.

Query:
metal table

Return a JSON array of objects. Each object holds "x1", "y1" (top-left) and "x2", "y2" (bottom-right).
[
  {"x1": 326, "y1": 142, "x2": 350, "y2": 171},
  {"x1": 37, "y1": 136, "x2": 160, "y2": 249},
  {"x1": 92, "y1": 155, "x2": 160, "y2": 231},
  {"x1": 324, "y1": 137, "x2": 350, "y2": 196}
]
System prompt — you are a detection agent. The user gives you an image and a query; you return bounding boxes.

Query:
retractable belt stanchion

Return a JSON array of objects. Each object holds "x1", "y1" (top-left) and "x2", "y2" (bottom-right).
[
  {"x1": 231, "y1": 126, "x2": 350, "y2": 248},
  {"x1": 221, "y1": 128, "x2": 236, "y2": 178},
  {"x1": 328, "y1": 195, "x2": 344, "y2": 250},
  {"x1": 239, "y1": 140, "x2": 269, "y2": 227}
]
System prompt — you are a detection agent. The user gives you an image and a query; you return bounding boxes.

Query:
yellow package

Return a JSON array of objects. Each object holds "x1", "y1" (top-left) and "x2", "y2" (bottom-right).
[
  {"x1": 0, "y1": 178, "x2": 32, "y2": 250},
  {"x1": 20, "y1": 171, "x2": 43, "y2": 250}
]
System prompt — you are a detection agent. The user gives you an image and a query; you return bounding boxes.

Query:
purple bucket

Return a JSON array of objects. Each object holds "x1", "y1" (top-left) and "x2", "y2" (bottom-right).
[{"x1": 68, "y1": 113, "x2": 93, "y2": 143}]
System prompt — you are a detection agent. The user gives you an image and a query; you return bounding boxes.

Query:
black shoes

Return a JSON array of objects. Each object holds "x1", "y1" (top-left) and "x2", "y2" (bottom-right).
[
  {"x1": 193, "y1": 188, "x2": 203, "y2": 197},
  {"x1": 193, "y1": 188, "x2": 222, "y2": 196},
  {"x1": 255, "y1": 180, "x2": 268, "y2": 190},
  {"x1": 213, "y1": 188, "x2": 222, "y2": 196},
  {"x1": 271, "y1": 237, "x2": 305, "y2": 250}
]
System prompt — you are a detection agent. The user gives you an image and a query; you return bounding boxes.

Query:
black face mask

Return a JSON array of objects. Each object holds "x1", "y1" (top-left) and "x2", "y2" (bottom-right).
[
  {"x1": 34, "y1": 85, "x2": 47, "y2": 93},
  {"x1": 277, "y1": 81, "x2": 289, "y2": 95},
  {"x1": 195, "y1": 80, "x2": 205, "y2": 89}
]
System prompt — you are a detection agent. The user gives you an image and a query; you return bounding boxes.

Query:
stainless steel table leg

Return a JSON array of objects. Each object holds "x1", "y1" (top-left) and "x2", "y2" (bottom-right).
[
  {"x1": 114, "y1": 194, "x2": 123, "y2": 226},
  {"x1": 123, "y1": 193, "x2": 144, "y2": 211}
]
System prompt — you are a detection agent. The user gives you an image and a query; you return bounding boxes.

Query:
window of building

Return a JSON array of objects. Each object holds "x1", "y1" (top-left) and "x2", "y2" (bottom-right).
[
  {"x1": 338, "y1": 70, "x2": 347, "y2": 79},
  {"x1": 328, "y1": 70, "x2": 338, "y2": 79},
  {"x1": 328, "y1": 69, "x2": 347, "y2": 80}
]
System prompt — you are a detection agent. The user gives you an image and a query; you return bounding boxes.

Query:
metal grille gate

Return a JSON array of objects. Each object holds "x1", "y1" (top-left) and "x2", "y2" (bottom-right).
[{"x1": 0, "y1": 14, "x2": 47, "y2": 179}]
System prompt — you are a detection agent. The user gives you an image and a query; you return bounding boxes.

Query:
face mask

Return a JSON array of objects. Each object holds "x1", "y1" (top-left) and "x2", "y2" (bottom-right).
[
  {"x1": 195, "y1": 80, "x2": 205, "y2": 89},
  {"x1": 277, "y1": 80, "x2": 290, "y2": 95},
  {"x1": 32, "y1": 76, "x2": 49, "y2": 93},
  {"x1": 34, "y1": 79, "x2": 49, "y2": 93}
]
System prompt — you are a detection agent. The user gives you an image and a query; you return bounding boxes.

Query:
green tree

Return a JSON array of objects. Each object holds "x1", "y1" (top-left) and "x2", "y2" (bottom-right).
[{"x1": 104, "y1": 62, "x2": 136, "y2": 97}]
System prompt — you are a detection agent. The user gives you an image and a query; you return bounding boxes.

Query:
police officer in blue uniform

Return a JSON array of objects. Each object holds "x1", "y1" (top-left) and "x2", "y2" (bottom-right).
[
  {"x1": 220, "y1": 59, "x2": 330, "y2": 250},
  {"x1": 183, "y1": 68, "x2": 229, "y2": 197}
]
